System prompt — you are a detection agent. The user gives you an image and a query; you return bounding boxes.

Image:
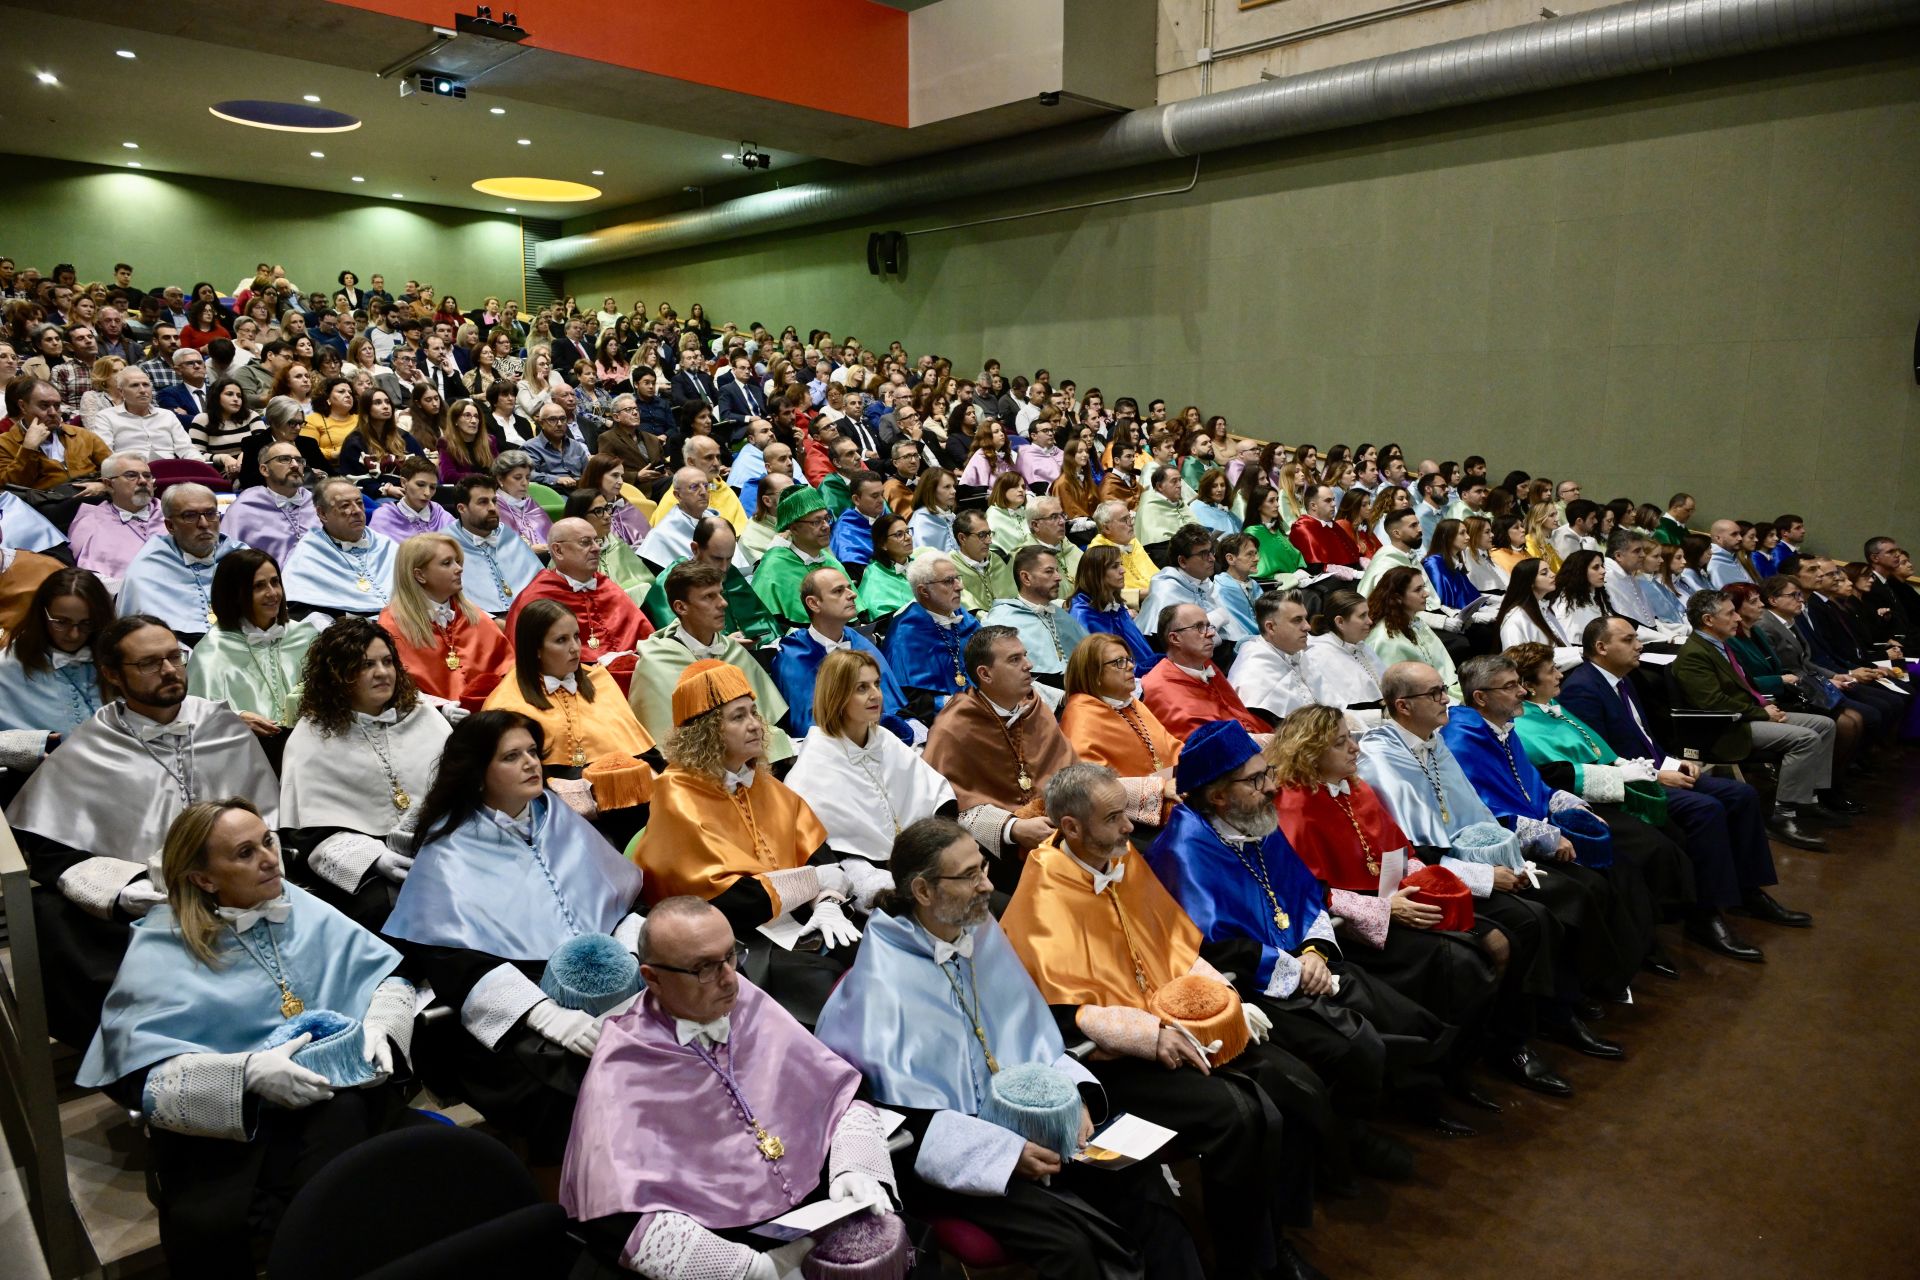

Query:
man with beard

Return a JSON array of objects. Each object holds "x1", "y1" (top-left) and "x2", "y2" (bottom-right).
[
  {"x1": 446, "y1": 474, "x2": 541, "y2": 615},
  {"x1": 280, "y1": 478, "x2": 400, "y2": 615},
  {"x1": 6, "y1": 615, "x2": 278, "y2": 1047},
  {"x1": 66, "y1": 452, "x2": 165, "y2": 583},
  {"x1": 815, "y1": 818, "x2": 1205, "y2": 1280},
  {"x1": 219, "y1": 441, "x2": 321, "y2": 566},
  {"x1": 116, "y1": 483, "x2": 244, "y2": 645}
]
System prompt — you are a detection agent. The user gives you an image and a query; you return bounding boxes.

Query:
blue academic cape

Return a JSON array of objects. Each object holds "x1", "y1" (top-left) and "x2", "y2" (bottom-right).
[
  {"x1": 79, "y1": 883, "x2": 399, "y2": 1085},
  {"x1": 814, "y1": 911, "x2": 1063, "y2": 1115},
  {"x1": 451, "y1": 522, "x2": 542, "y2": 613},
  {"x1": 0, "y1": 650, "x2": 100, "y2": 736},
  {"x1": 773, "y1": 627, "x2": 906, "y2": 736},
  {"x1": 1145, "y1": 803, "x2": 1325, "y2": 990},
  {"x1": 1354, "y1": 723, "x2": 1524, "y2": 870},
  {"x1": 384, "y1": 793, "x2": 643, "y2": 962},
  {"x1": 1211, "y1": 572, "x2": 1263, "y2": 644},
  {"x1": 282, "y1": 530, "x2": 400, "y2": 613},
  {"x1": 829, "y1": 507, "x2": 879, "y2": 574},
  {"x1": 1440, "y1": 707, "x2": 1613, "y2": 868},
  {"x1": 116, "y1": 535, "x2": 244, "y2": 633},
  {"x1": 884, "y1": 603, "x2": 980, "y2": 702},
  {"x1": 0, "y1": 492, "x2": 67, "y2": 552},
  {"x1": 1068, "y1": 594, "x2": 1159, "y2": 674}
]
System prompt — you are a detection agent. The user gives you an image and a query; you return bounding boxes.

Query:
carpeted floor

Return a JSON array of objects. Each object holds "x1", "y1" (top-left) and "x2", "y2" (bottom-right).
[{"x1": 1303, "y1": 756, "x2": 1919, "y2": 1279}]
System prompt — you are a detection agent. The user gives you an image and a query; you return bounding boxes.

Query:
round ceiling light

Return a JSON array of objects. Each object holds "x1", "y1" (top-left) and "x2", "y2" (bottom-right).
[
  {"x1": 209, "y1": 100, "x2": 362, "y2": 133},
  {"x1": 470, "y1": 176, "x2": 602, "y2": 202}
]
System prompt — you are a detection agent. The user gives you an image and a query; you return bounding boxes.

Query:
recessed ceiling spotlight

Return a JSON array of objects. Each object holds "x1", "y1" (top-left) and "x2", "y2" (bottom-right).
[
  {"x1": 310, "y1": 151, "x2": 325, "y2": 158},
  {"x1": 36, "y1": 71, "x2": 59, "y2": 85},
  {"x1": 303, "y1": 94, "x2": 321, "y2": 103},
  {"x1": 591, "y1": 169, "x2": 604, "y2": 176},
  {"x1": 490, "y1": 107, "x2": 506, "y2": 115},
  {"x1": 505, "y1": 207, "x2": 516, "y2": 213},
  {"x1": 392, "y1": 193, "x2": 404, "y2": 198},
  {"x1": 516, "y1": 138, "x2": 531, "y2": 146},
  {"x1": 122, "y1": 141, "x2": 139, "y2": 149},
  {"x1": 351, "y1": 175, "x2": 365, "y2": 182},
  {"x1": 116, "y1": 50, "x2": 137, "y2": 59},
  {"x1": 722, "y1": 152, "x2": 735, "y2": 160},
  {"x1": 127, "y1": 161, "x2": 141, "y2": 168}
]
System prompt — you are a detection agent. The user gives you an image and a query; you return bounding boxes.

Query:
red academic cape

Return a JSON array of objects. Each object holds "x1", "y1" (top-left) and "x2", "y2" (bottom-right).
[
  {"x1": 1275, "y1": 779, "x2": 1411, "y2": 893},
  {"x1": 506, "y1": 569, "x2": 652, "y2": 665},
  {"x1": 379, "y1": 604, "x2": 512, "y2": 710},
  {"x1": 1139, "y1": 660, "x2": 1267, "y2": 738},
  {"x1": 1288, "y1": 516, "x2": 1361, "y2": 568}
]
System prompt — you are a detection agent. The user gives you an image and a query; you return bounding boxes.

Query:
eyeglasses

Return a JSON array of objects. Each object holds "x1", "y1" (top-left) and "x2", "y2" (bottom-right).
[
  {"x1": 171, "y1": 508, "x2": 219, "y2": 524},
  {"x1": 1102, "y1": 655, "x2": 1136, "y2": 671},
  {"x1": 1405, "y1": 685, "x2": 1450, "y2": 704},
  {"x1": 122, "y1": 646, "x2": 192, "y2": 676},
  {"x1": 931, "y1": 575, "x2": 962, "y2": 588},
  {"x1": 586, "y1": 504, "x2": 611, "y2": 516},
  {"x1": 111, "y1": 469, "x2": 155, "y2": 483},
  {"x1": 1169, "y1": 620, "x2": 1216, "y2": 637},
  {"x1": 44, "y1": 611, "x2": 94, "y2": 633},
  {"x1": 649, "y1": 940, "x2": 748, "y2": 984},
  {"x1": 929, "y1": 863, "x2": 993, "y2": 885},
  {"x1": 1229, "y1": 764, "x2": 1277, "y2": 790}
]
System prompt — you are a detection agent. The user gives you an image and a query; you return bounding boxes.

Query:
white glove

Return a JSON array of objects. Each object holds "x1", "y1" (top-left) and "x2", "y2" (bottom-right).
[
  {"x1": 245, "y1": 1035, "x2": 334, "y2": 1108},
  {"x1": 808, "y1": 899, "x2": 862, "y2": 949},
  {"x1": 829, "y1": 1170, "x2": 893, "y2": 1216},
  {"x1": 525, "y1": 999, "x2": 601, "y2": 1057},
  {"x1": 115, "y1": 879, "x2": 169, "y2": 919},
  {"x1": 744, "y1": 1237, "x2": 814, "y2": 1280},
  {"x1": 363, "y1": 1025, "x2": 393, "y2": 1078},
  {"x1": 373, "y1": 850, "x2": 413, "y2": 883},
  {"x1": 1243, "y1": 1002, "x2": 1273, "y2": 1045},
  {"x1": 813, "y1": 862, "x2": 852, "y2": 901},
  {"x1": 1619, "y1": 758, "x2": 1660, "y2": 783}
]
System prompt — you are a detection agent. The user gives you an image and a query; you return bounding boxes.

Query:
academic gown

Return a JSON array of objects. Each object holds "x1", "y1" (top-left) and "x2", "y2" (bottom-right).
[
  {"x1": 8, "y1": 696, "x2": 279, "y2": 1048},
  {"x1": 0, "y1": 648, "x2": 102, "y2": 738},
  {"x1": 496, "y1": 492, "x2": 552, "y2": 550},
  {"x1": 752, "y1": 543, "x2": 846, "y2": 628},
  {"x1": 385, "y1": 793, "x2": 644, "y2": 1156},
  {"x1": 1068, "y1": 595, "x2": 1158, "y2": 674},
  {"x1": 482, "y1": 665, "x2": 658, "y2": 769},
  {"x1": 67, "y1": 501, "x2": 165, "y2": 582},
  {"x1": 506, "y1": 570, "x2": 652, "y2": 665},
  {"x1": 377, "y1": 602, "x2": 513, "y2": 709},
  {"x1": 186, "y1": 621, "x2": 320, "y2": 724},
  {"x1": 451, "y1": 523, "x2": 543, "y2": 614},
  {"x1": 784, "y1": 725, "x2": 956, "y2": 866},
  {"x1": 983, "y1": 596, "x2": 1091, "y2": 677},
  {"x1": 855, "y1": 557, "x2": 915, "y2": 621},
  {"x1": 1289, "y1": 516, "x2": 1360, "y2": 567},
  {"x1": 1140, "y1": 660, "x2": 1267, "y2": 737},
  {"x1": 219, "y1": 485, "x2": 320, "y2": 567},
  {"x1": 116, "y1": 536, "x2": 243, "y2": 639},
  {"x1": 829, "y1": 506, "x2": 878, "y2": 573},
  {"x1": 884, "y1": 603, "x2": 980, "y2": 712},
  {"x1": 639, "y1": 558, "x2": 780, "y2": 647},
  {"x1": 626, "y1": 623, "x2": 795, "y2": 763},
  {"x1": 815, "y1": 913, "x2": 1180, "y2": 1280},
  {"x1": 773, "y1": 628, "x2": 905, "y2": 737},
  {"x1": 367, "y1": 498, "x2": 455, "y2": 544},
  {"x1": 1247, "y1": 525, "x2": 1305, "y2": 579},
  {"x1": 281, "y1": 530, "x2": 399, "y2": 614},
  {"x1": 923, "y1": 690, "x2": 1078, "y2": 816}
]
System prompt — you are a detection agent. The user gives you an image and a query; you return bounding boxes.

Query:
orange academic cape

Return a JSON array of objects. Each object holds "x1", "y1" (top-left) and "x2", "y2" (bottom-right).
[
  {"x1": 633, "y1": 766, "x2": 828, "y2": 914},
  {"x1": 378, "y1": 604, "x2": 512, "y2": 709},
  {"x1": 1059, "y1": 693, "x2": 1182, "y2": 777},
  {"x1": 506, "y1": 569, "x2": 652, "y2": 666},
  {"x1": 481, "y1": 663, "x2": 656, "y2": 768},
  {"x1": 0, "y1": 549, "x2": 64, "y2": 644},
  {"x1": 1139, "y1": 660, "x2": 1267, "y2": 739},
  {"x1": 921, "y1": 689, "x2": 1078, "y2": 812},
  {"x1": 1001, "y1": 837, "x2": 1202, "y2": 1009}
]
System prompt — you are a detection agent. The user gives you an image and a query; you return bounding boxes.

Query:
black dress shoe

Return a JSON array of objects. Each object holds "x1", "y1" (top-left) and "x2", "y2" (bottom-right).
[
  {"x1": 1685, "y1": 913, "x2": 1765, "y2": 963},
  {"x1": 1766, "y1": 813, "x2": 1829, "y2": 851},
  {"x1": 1449, "y1": 1080, "x2": 1504, "y2": 1113},
  {"x1": 1350, "y1": 1125, "x2": 1415, "y2": 1180},
  {"x1": 1271, "y1": 1237, "x2": 1330, "y2": 1280},
  {"x1": 1543, "y1": 1016, "x2": 1626, "y2": 1059},
  {"x1": 1819, "y1": 793, "x2": 1863, "y2": 814},
  {"x1": 1428, "y1": 1113, "x2": 1478, "y2": 1138},
  {"x1": 1643, "y1": 953, "x2": 1681, "y2": 980},
  {"x1": 1575, "y1": 998, "x2": 1606, "y2": 1021},
  {"x1": 1797, "y1": 803, "x2": 1851, "y2": 829},
  {"x1": 1740, "y1": 890, "x2": 1813, "y2": 928},
  {"x1": 1491, "y1": 1045, "x2": 1573, "y2": 1097}
]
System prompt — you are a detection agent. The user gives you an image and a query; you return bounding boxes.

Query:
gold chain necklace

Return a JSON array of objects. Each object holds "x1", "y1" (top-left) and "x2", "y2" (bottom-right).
[
  {"x1": 1112, "y1": 701, "x2": 1161, "y2": 772},
  {"x1": 1225, "y1": 834, "x2": 1292, "y2": 933},
  {"x1": 1330, "y1": 789, "x2": 1379, "y2": 876},
  {"x1": 230, "y1": 920, "x2": 305, "y2": 1018},
  {"x1": 555, "y1": 686, "x2": 587, "y2": 766},
  {"x1": 938, "y1": 954, "x2": 1000, "y2": 1074}
]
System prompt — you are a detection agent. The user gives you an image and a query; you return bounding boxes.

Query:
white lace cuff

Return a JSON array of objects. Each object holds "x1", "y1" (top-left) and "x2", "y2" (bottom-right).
[
  {"x1": 1118, "y1": 776, "x2": 1165, "y2": 827},
  {"x1": 56, "y1": 856, "x2": 147, "y2": 918},
  {"x1": 958, "y1": 803, "x2": 1018, "y2": 855},
  {"x1": 837, "y1": 857, "x2": 894, "y2": 913},
  {"x1": 1579, "y1": 763, "x2": 1627, "y2": 806},
  {"x1": 0, "y1": 728, "x2": 49, "y2": 770},
  {"x1": 761, "y1": 866, "x2": 820, "y2": 918},
  {"x1": 916, "y1": 1110, "x2": 1024, "y2": 1195},
  {"x1": 1330, "y1": 889, "x2": 1390, "y2": 948},
  {"x1": 1188, "y1": 954, "x2": 1229, "y2": 984},
  {"x1": 1512, "y1": 815, "x2": 1561, "y2": 857},
  {"x1": 1437, "y1": 856, "x2": 1497, "y2": 898},
  {"x1": 1074, "y1": 1005, "x2": 1161, "y2": 1059},
  {"x1": 461, "y1": 963, "x2": 548, "y2": 1049},
  {"x1": 624, "y1": 1210, "x2": 758, "y2": 1280},
  {"x1": 1262, "y1": 949, "x2": 1302, "y2": 999},
  {"x1": 1305, "y1": 909, "x2": 1337, "y2": 949},
  {"x1": 363, "y1": 976, "x2": 417, "y2": 1068},
  {"x1": 309, "y1": 832, "x2": 389, "y2": 893},
  {"x1": 1547, "y1": 789, "x2": 1588, "y2": 815},
  {"x1": 142, "y1": 1052, "x2": 250, "y2": 1140},
  {"x1": 829, "y1": 1101, "x2": 898, "y2": 1194}
]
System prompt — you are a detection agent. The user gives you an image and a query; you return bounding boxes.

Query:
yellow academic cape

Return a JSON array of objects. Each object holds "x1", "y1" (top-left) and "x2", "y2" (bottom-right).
[
  {"x1": 482, "y1": 663, "x2": 656, "y2": 767},
  {"x1": 1088, "y1": 535, "x2": 1156, "y2": 596},
  {"x1": 647, "y1": 478, "x2": 749, "y2": 535},
  {"x1": 634, "y1": 766, "x2": 827, "y2": 914},
  {"x1": 1001, "y1": 837, "x2": 1200, "y2": 1009}
]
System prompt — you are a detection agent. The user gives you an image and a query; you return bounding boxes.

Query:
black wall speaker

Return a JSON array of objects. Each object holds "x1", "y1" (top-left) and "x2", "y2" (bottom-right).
[
  {"x1": 1913, "y1": 314, "x2": 1919, "y2": 385},
  {"x1": 866, "y1": 231, "x2": 906, "y2": 278}
]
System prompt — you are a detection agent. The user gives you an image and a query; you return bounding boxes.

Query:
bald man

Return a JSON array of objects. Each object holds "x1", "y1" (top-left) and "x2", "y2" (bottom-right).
[
  {"x1": 1705, "y1": 519, "x2": 1754, "y2": 588},
  {"x1": 507, "y1": 515, "x2": 653, "y2": 663},
  {"x1": 646, "y1": 436, "x2": 749, "y2": 535}
]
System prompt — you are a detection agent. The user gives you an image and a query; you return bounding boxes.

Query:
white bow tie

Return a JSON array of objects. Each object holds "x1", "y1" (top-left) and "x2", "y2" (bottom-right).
[
  {"x1": 428, "y1": 601, "x2": 457, "y2": 626},
  {"x1": 180, "y1": 547, "x2": 218, "y2": 567},
  {"x1": 561, "y1": 573, "x2": 596, "y2": 593},
  {"x1": 932, "y1": 930, "x2": 976, "y2": 966},
  {"x1": 543, "y1": 673, "x2": 579, "y2": 695},
  {"x1": 117, "y1": 504, "x2": 154, "y2": 524},
  {"x1": 50, "y1": 646, "x2": 92, "y2": 670},
  {"x1": 722, "y1": 766, "x2": 756, "y2": 794},
  {"x1": 129, "y1": 714, "x2": 191, "y2": 743},
  {"x1": 1083, "y1": 860, "x2": 1125, "y2": 895},
  {"x1": 243, "y1": 622, "x2": 286, "y2": 646},
  {"x1": 217, "y1": 894, "x2": 291, "y2": 934},
  {"x1": 272, "y1": 491, "x2": 304, "y2": 510},
  {"x1": 1323, "y1": 778, "x2": 1352, "y2": 798},
  {"x1": 354, "y1": 708, "x2": 399, "y2": 726},
  {"x1": 675, "y1": 1015, "x2": 732, "y2": 1046}
]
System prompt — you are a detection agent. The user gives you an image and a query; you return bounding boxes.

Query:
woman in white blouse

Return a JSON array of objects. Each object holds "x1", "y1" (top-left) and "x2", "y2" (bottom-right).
[
  {"x1": 513, "y1": 347, "x2": 564, "y2": 421},
  {"x1": 1494, "y1": 557, "x2": 1582, "y2": 669},
  {"x1": 1300, "y1": 588, "x2": 1389, "y2": 726}
]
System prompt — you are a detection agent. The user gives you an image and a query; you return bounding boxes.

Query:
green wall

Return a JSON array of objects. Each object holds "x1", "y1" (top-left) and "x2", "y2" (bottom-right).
[
  {"x1": 564, "y1": 33, "x2": 1920, "y2": 555},
  {"x1": 0, "y1": 157, "x2": 526, "y2": 307}
]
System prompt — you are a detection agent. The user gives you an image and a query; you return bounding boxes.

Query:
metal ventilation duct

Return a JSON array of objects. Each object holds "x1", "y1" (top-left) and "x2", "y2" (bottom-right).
[{"x1": 537, "y1": 0, "x2": 1916, "y2": 271}]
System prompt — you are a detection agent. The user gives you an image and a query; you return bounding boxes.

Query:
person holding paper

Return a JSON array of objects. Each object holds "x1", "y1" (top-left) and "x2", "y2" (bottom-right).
[
  {"x1": 1146, "y1": 721, "x2": 1457, "y2": 1172},
  {"x1": 1001, "y1": 762, "x2": 1327, "y2": 1280},
  {"x1": 562, "y1": 896, "x2": 904, "y2": 1280},
  {"x1": 632, "y1": 660, "x2": 855, "y2": 1024},
  {"x1": 815, "y1": 818, "x2": 1204, "y2": 1280}
]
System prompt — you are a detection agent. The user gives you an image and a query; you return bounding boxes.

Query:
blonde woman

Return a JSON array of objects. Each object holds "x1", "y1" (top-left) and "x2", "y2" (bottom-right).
[
  {"x1": 1525, "y1": 502, "x2": 1564, "y2": 573},
  {"x1": 78, "y1": 355, "x2": 127, "y2": 434},
  {"x1": 377, "y1": 531, "x2": 512, "y2": 710}
]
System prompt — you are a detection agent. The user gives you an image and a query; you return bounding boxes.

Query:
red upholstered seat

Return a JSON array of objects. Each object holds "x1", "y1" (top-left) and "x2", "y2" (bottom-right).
[{"x1": 929, "y1": 1216, "x2": 1010, "y2": 1266}]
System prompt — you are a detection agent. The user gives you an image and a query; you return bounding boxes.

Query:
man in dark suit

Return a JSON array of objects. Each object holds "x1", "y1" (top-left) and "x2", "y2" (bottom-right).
[
  {"x1": 1861, "y1": 537, "x2": 1915, "y2": 643},
  {"x1": 1783, "y1": 556, "x2": 1907, "y2": 734},
  {"x1": 669, "y1": 347, "x2": 718, "y2": 411},
  {"x1": 1560, "y1": 616, "x2": 1812, "y2": 960},
  {"x1": 714, "y1": 353, "x2": 765, "y2": 441},
  {"x1": 417, "y1": 333, "x2": 467, "y2": 404},
  {"x1": 373, "y1": 348, "x2": 417, "y2": 409},
  {"x1": 153, "y1": 348, "x2": 210, "y2": 428},
  {"x1": 546, "y1": 317, "x2": 591, "y2": 385}
]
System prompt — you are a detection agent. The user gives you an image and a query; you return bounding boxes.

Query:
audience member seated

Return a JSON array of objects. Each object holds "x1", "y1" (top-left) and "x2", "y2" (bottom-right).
[
  {"x1": 185, "y1": 549, "x2": 319, "y2": 742},
  {"x1": 1212, "y1": 531, "x2": 1265, "y2": 641},
  {"x1": 906, "y1": 467, "x2": 960, "y2": 554},
  {"x1": 628, "y1": 561, "x2": 795, "y2": 760},
  {"x1": 66, "y1": 451, "x2": 164, "y2": 582},
  {"x1": 367, "y1": 456, "x2": 452, "y2": 542},
  {"x1": 484, "y1": 599, "x2": 657, "y2": 772},
  {"x1": 1366, "y1": 567, "x2": 1460, "y2": 701},
  {"x1": 383, "y1": 710, "x2": 645, "y2": 1160},
  {"x1": 1056, "y1": 633, "x2": 1181, "y2": 829},
  {"x1": 816, "y1": 818, "x2": 1202, "y2": 1280},
  {"x1": 280, "y1": 616, "x2": 450, "y2": 927},
  {"x1": 1245, "y1": 484, "x2": 1308, "y2": 582},
  {"x1": 1297, "y1": 590, "x2": 1389, "y2": 725},
  {"x1": 1001, "y1": 763, "x2": 1318, "y2": 1279},
  {"x1": 99, "y1": 365, "x2": 204, "y2": 461},
  {"x1": 117, "y1": 483, "x2": 241, "y2": 643},
  {"x1": 634, "y1": 660, "x2": 853, "y2": 1022},
  {"x1": 222, "y1": 439, "x2": 320, "y2": 564},
  {"x1": 378, "y1": 530, "x2": 512, "y2": 711},
  {"x1": 984, "y1": 544, "x2": 1090, "y2": 683},
  {"x1": 753, "y1": 486, "x2": 845, "y2": 628},
  {"x1": 1545, "y1": 550, "x2": 1611, "y2": 645},
  {"x1": 77, "y1": 798, "x2": 416, "y2": 1280},
  {"x1": 336, "y1": 387, "x2": 421, "y2": 477},
  {"x1": 1088, "y1": 501, "x2": 1155, "y2": 601},
  {"x1": 562, "y1": 896, "x2": 902, "y2": 1280},
  {"x1": 1229, "y1": 591, "x2": 1318, "y2": 724},
  {"x1": 886, "y1": 555, "x2": 982, "y2": 714},
  {"x1": 281, "y1": 478, "x2": 399, "y2": 615},
  {"x1": 1142, "y1": 603, "x2": 1265, "y2": 737},
  {"x1": 1018, "y1": 494, "x2": 1082, "y2": 601},
  {"x1": 853, "y1": 512, "x2": 914, "y2": 619},
  {"x1": 1069, "y1": 544, "x2": 1158, "y2": 674},
  {"x1": 0, "y1": 375, "x2": 112, "y2": 491},
  {"x1": 436, "y1": 395, "x2": 499, "y2": 483},
  {"x1": 563, "y1": 488, "x2": 654, "y2": 606},
  {"x1": 950, "y1": 509, "x2": 1012, "y2": 611},
  {"x1": 1290, "y1": 483, "x2": 1363, "y2": 570},
  {"x1": 493, "y1": 449, "x2": 554, "y2": 553},
  {"x1": 774, "y1": 566, "x2": 905, "y2": 737},
  {"x1": 1138, "y1": 523, "x2": 1229, "y2": 637},
  {"x1": 9, "y1": 614, "x2": 279, "y2": 1048},
  {"x1": 507, "y1": 517, "x2": 652, "y2": 665},
  {"x1": 0, "y1": 568, "x2": 110, "y2": 742}
]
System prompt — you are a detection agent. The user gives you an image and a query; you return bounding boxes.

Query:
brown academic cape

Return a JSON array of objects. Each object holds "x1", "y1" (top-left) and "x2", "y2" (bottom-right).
[
  {"x1": 920, "y1": 688, "x2": 1077, "y2": 813},
  {"x1": 0, "y1": 549, "x2": 64, "y2": 646}
]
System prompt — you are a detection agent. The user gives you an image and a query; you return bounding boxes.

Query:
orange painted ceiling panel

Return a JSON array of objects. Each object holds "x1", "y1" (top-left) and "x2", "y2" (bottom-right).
[{"x1": 328, "y1": 0, "x2": 909, "y2": 126}]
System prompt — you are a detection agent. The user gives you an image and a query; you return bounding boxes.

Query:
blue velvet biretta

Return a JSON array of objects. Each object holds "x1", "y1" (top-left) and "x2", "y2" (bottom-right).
[
  {"x1": 541, "y1": 932, "x2": 641, "y2": 1015},
  {"x1": 1174, "y1": 719, "x2": 1263, "y2": 795},
  {"x1": 262, "y1": 1010, "x2": 376, "y2": 1088}
]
